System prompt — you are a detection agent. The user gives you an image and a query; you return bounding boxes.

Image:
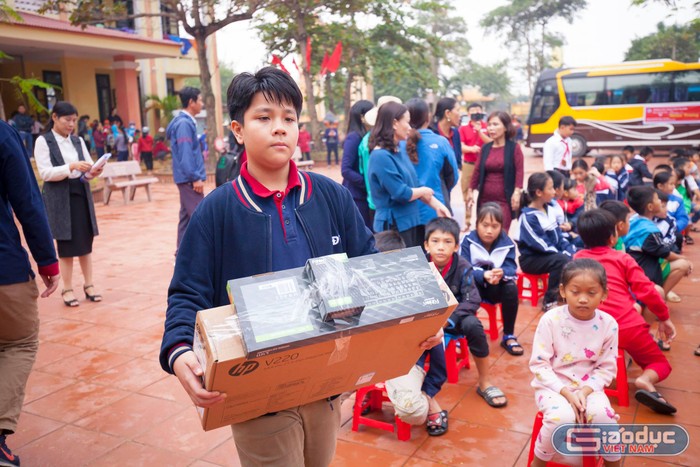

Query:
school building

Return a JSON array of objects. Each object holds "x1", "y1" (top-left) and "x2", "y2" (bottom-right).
[{"x1": 0, "y1": 0, "x2": 223, "y2": 132}]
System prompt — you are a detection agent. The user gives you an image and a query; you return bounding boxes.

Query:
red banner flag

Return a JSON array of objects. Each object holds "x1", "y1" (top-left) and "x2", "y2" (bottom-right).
[
  {"x1": 305, "y1": 36, "x2": 312, "y2": 73},
  {"x1": 292, "y1": 57, "x2": 301, "y2": 74},
  {"x1": 320, "y1": 51, "x2": 330, "y2": 76},
  {"x1": 271, "y1": 55, "x2": 289, "y2": 74},
  {"x1": 326, "y1": 41, "x2": 343, "y2": 73}
]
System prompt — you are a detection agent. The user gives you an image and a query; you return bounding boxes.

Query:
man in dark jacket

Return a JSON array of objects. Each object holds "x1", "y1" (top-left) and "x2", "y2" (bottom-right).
[
  {"x1": 10, "y1": 104, "x2": 35, "y2": 157},
  {"x1": 0, "y1": 120, "x2": 60, "y2": 466},
  {"x1": 166, "y1": 87, "x2": 206, "y2": 253}
]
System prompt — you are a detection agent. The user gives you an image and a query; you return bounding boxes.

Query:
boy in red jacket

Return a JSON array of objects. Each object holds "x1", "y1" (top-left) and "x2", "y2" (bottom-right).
[
  {"x1": 137, "y1": 126, "x2": 154, "y2": 173},
  {"x1": 574, "y1": 209, "x2": 677, "y2": 415}
]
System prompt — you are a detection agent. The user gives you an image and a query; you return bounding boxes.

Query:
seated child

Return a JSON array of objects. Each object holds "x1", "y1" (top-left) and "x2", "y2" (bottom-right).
[
  {"x1": 628, "y1": 146, "x2": 654, "y2": 187},
  {"x1": 547, "y1": 170, "x2": 580, "y2": 247},
  {"x1": 377, "y1": 230, "x2": 449, "y2": 436},
  {"x1": 598, "y1": 200, "x2": 631, "y2": 251},
  {"x1": 605, "y1": 154, "x2": 629, "y2": 201},
  {"x1": 461, "y1": 202, "x2": 522, "y2": 356},
  {"x1": 624, "y1": 186, "x2": 693, "y2": 304},
  {"x1": 529, "y1": 259, "x2": 621, "y2": 467},
  {"x1": 575, "y1": 209, "x2": 677, "y2": 414},
  {"x1": 654, "y1": 170, "x2": 689, "y2": 246},
  {"x1": 654, "y1": 190, "x2": 680, "y2": 254},
  {"x1": 673, "y1": 157, "x2": 700, "y2": 230},
  {"x1": 427, "y1": 218, "x2": 508, "y2": 408},
  {"x1": 572, "y1": 159, "x2": 612, "y2": 209},
  {"x1": 514, "y1": 172, "x2": 575, "y2": 311},
  {"x1": 558, "y1": 178, "x2": 584, "y2": 231}
]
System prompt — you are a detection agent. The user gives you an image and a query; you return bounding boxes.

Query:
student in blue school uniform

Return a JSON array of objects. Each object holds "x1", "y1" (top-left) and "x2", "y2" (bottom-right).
[
  {"x1": 513, "y1": 172, "x2": 576, "y2": 312},
  {"x1": 461, "y1": 202, "x2": 522, "y2": 356},
  {"x1": 159, "y1": 67, "x2": 446, "y2": 467}
]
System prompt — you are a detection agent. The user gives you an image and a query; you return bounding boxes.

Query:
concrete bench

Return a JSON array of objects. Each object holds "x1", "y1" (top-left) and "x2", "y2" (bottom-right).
[{"x1": 101, "y1": 161, "x2": 159, "y2": 205}]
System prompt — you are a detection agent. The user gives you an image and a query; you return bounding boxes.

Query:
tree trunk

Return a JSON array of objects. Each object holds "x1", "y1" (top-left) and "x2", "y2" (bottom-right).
[
  {"x1": 193, "y1": 29, "x2": 218, "y2": 171},
  {"x1": 296, "y1": 19, "x2": 322, "y2": 151},
  {"x1": 325, "y1": 74, "x2": 334, "y2": 115},
  {"x1": 0, "y1": 90, "x2": 5, "y2": 122},
  {"x1": 343, "y1": 70, "x2": 354, "y2": 126}
]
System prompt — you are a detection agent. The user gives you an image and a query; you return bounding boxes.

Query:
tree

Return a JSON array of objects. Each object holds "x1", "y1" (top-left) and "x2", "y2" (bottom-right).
[
  {"x1": 40, "y1": 0, "x2": 266, "y2": 167},
  {"x1": 481, "y1": 0, "x2": 587, "y2": 95},
  {"x1": 464, "y1": 61, "x2": 512, "y2": 98},
  {"x1": 625, "y1": 22, "x2": 700, "y2": 62},
  {"x1": 219, "y1": 62, "x2": 236, "y2": 105},
  {"x1": 144, "y1": 94, "x2": 180, "y2": 128}
]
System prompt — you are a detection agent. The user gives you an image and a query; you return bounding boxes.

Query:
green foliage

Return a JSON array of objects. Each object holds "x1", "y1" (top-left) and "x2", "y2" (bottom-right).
[
  {"x1": 481, "y1": 0, "x2": 588, "y2": 94},
  {"x1": 625, "y1": 22, "x2": 700, "y2": 62},
  {"x1": 219, "y1": 62, "x2": 235, "y2": 100},
  {"x1": 144, "y1": 94, "x2": 180, "y2": 126}
]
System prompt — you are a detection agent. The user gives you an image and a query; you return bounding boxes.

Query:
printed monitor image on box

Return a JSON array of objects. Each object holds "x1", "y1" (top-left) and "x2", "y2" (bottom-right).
[{"x1": 229, "y1": 247, "x2": 447, "y2": 358}]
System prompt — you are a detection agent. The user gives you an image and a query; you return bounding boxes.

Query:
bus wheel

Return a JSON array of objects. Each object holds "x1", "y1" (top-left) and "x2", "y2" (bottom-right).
[{"x1": 571, "y1": 134, "x2": 588, "y2": 158}]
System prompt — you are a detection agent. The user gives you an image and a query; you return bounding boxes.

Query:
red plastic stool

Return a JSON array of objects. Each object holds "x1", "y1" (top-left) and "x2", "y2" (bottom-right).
[
  {"x1": 480, "y1": 302, "x2": 502, "y2": 341},
  {"x1": 527, "y1": 412, "x2": 603, "y2": 466},
  {"x1": 352, "y1": 383, "x2": 412, "y2": 441},
  {"x1": 604, "y1": 349, "x2": 629, "y2": 407},
  {"x1": 444, "y1": 333, "x2": 470, "y2": 384},
  {"x1": 518, "y1": 271, "x2": 549, "y2": 306}
]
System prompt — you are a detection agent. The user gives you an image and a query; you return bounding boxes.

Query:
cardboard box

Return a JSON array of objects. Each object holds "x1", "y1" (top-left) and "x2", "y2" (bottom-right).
[
  {"x1": 193, "y1": 262, "x2": 457, "y2": 431},
  {"x1": 229, "y1": 247, "x2": 447, "y2": 359}
]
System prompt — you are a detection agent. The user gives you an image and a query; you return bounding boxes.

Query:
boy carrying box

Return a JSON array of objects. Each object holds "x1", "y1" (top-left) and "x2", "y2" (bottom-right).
[{"x1": 159, "y1": 68, "x2": 445, "y2": 466}]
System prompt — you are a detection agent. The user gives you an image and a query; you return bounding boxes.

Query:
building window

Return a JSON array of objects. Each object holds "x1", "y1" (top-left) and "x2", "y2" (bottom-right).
[
  {"x1": 166, "y1": 78, "x2": 175, "y2": 96},
  {"x1": 114, "y1": 0, "x2": 135, "y2": 31},
  {"x1": 161, "y1": 2, "x2": 179, "y2": 37}
]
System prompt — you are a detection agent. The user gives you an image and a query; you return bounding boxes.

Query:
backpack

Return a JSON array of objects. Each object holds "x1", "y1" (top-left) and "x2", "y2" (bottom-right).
[{"x1": 215, "y1": 144, "x2": 244, "y2": 187}]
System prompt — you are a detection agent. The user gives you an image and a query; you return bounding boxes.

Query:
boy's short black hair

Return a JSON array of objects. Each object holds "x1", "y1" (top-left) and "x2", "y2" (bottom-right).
[
  {"x1": 546, "y1": 169, "x2": 565, "y2": 189},
  {"x1": 622, "y1": 145, "x2": 635, "y2": 153},
  {"x1": 675, "y1": 167, "x2": 686, "y2": 180},
  {"x1": 656, "y1": 189, "x2": 669, "y2": 203},
  {"x1": 592, "y1": 156, "x2": 607, "y2": 173},
  {"x1": 669, "y1": 148, "x2": 686, "y2": 159},
  {"x1": 672, "y1": 156, "x2": 690, "y2": 170},
  {"x1": 374, "y1": 230, "x2": 405, "y2": 252},
  {"x1": 425, "y1": 217, "x2": 460, "y2": 244},
  {"x1": 627, "y1": 186, "x2": 657, "y2": 215},
  {"x1": 559, "y1": 116, "x2": 576, "y2": 127},
  {"x1": 178, "y1": 86, "x2": 201, "y2": 108},
  {"x1": 639, "y1": 146, "x2": 654, "y2": 158},
  {"x1": 467, "y1": 103, "x2": 482, "y2": 111},
  {"x1": 653, "y1": 171, "x2": 673, "y2": 188},
  {"x1": 563, "y1": 178, "x2": 577, "y2": 191},
  {"x1": 577, "y1": 209, "x2": 618, "y2": 248},
  {"x1": 598, "y1": 200, "x2": 630, "y2": 223},
  {"x1": 654, "y1": 163, "x2": 672, "y2": 173},
  {"x1": 227, "y1": 67, "x2": 303, "y2": 125}
]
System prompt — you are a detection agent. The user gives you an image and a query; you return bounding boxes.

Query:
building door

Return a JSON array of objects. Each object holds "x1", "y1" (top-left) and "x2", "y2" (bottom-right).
[{"x1": 95, "y1": 74, "x2": 112, "y2": 122}]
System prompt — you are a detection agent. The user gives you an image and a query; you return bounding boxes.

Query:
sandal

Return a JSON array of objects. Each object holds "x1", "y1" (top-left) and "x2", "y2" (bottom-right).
[
  {"x1": 426, "y1": 410, "x2": 448, "y2": 436},
  {"x1": 61, "y1": 289, "x2": 79, "y2": 307},
  {"x1": 635, "y1": 390, "x2": 677, "y2": 415},
  {"x1": 476, "y1": 386, "x2": 507, "y2": 408},
  {"x1": 501, "y1": 334, "x2": 524, "y2": 356},
  {"x1": 657, "y1": 339, "x2": 671, "y2": 352},
  {"x1": 666, "y1": 291, "x2": 681, "y2": 303},
  {"x1": 83, "y1": 284, "x2": 102, "y2": 302}
]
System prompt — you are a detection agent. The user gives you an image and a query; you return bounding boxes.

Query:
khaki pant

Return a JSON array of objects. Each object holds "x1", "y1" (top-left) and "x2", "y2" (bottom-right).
[
  {"x1": 231, "y1": 397, "x2": 341, "y2": 467},
  {"x1": 461, "y1": 162, "x2": 475, "y2": 227},
  {"x1": 385, "y1": 365, "x2": 429, "y2": 425},
  {"x1": 0, "y1": 279, "x2": 39, "y2": 434}
]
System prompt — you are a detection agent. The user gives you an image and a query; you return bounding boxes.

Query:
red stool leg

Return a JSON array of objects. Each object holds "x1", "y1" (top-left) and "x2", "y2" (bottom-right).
[
  {"x1": 457, "y1": 337, "x2": 470, "y2": 370},
  {"x1": 617, "y1": 351, "x2": 629, "y2": 407},
  {"x1": 445, "y1": 338, "x2": 458, "y2": 384},
  {"x1": 481, "y1": 302, "x2": 502, "y2": 341},
  {"x1": 352, "y1": 387, "x2": 371, "y2": 432},
  {"x1": 395, "y1": 416, "x2": 412, "y2": 441},
  {"x1": 527, "y1": 412, "x2": 544, "y2": 467}
]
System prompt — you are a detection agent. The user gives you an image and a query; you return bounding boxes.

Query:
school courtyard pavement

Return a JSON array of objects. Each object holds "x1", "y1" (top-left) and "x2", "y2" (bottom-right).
[{"x1": 15, "y1": 149, "x2": 700, "y2": 466}]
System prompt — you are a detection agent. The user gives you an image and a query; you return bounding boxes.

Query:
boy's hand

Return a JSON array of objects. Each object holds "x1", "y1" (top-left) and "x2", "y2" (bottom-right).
[
  {"x1": 657, "y1": 319, "x2": 677, "y2": 344},
  {"x1": 420, "y1": 327, "x2": 444, "y2": 350},
  {"x1": 39, "y1": 273, "x2": 60, "y2": 298},
  {"x1": 172, "y1": 351, "x2": 226, "y2": 408},
  {"x1": 560, "y1": 222, "x2": 572, "y2": 232}
]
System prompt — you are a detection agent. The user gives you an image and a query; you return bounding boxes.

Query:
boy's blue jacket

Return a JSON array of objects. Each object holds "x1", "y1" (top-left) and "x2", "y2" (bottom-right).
[
  {"x1": 667, "y1": 192, "x2": 689, "y2": 232},
  {"x1": 514, "y1": 205, "x2": 575, "y2": 257},
  {"x1": 460, "y1": 230, "x2": 518, "y2": 287},
  {"x1": 159, "y1": 170, "x2": 376, "y2": 373},
  {"x1": 400, "y1": 129, "x2": 459, "y2": 224},
  {"x1": 623, "y1": 215, "x2": 660, "y2": 251},
  {"x1": 166, "y1": 112, "x2": 206, "y2": 184},
  {"x1": 434, "y1": 253, "x2": 481, "y2": 326}
]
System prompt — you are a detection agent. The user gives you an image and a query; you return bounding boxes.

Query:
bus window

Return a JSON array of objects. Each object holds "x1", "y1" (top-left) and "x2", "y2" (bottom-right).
[
  {"x1": 528, "y1": 79, "x2": 559, "y2": 125},
  {"x1": 607, "y1": 73, "x2": 672, "y2": 105},
  {"x1": 562, "y1": 76, "x2": 606, "y2": 106},
  {"x1": 674, "y1": 70, "x2": 700, "y2": 102}
]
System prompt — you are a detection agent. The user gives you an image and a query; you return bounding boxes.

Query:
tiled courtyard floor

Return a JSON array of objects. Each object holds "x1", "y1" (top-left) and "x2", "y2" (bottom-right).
[{"x1": 13, "y1": 153, "x2": 700, "y2": 466}]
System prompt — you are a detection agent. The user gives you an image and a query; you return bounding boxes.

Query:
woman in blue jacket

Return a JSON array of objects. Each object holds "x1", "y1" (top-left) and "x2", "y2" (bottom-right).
[
  {"x1": 342, "y1": 100, "x2": 374, "y2": 230},
  {"x1": 368, "y1": 102, "x2": 451, "y2": 247},
  {"x1": 402, "y1": 98, "x2": 459, "y2": 225}
]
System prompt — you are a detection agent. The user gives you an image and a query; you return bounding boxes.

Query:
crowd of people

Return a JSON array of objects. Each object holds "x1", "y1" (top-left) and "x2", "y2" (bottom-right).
[{"x1": 1, "y1": 66, "x2": 698, "y2": 467}]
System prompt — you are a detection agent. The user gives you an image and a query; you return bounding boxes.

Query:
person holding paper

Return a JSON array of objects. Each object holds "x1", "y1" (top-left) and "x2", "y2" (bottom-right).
[{"x1": 35, "y1": 101, "x2": 103, "y2": 307}]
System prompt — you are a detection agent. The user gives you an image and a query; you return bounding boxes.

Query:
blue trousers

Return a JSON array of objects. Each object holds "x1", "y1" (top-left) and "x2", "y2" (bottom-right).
[{"x1": 416, "y1": 345, "x2": 447, "y2": 398}]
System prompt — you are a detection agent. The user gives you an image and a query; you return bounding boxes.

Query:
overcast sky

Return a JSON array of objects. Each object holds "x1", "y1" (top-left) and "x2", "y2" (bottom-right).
[{"x1": 216, "y1": 0, "x2": 697, "y2": 95}]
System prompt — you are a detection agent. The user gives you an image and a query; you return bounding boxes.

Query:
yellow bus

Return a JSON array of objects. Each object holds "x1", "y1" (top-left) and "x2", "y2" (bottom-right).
[{"x1": 527, "y1": 59, "x2": 700, "y2": 157}]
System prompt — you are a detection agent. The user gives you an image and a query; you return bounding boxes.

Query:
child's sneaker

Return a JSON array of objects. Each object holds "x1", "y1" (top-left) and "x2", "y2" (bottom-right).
[{"x1": 0, "y1": 434, "x2": 20, "y2": 467}]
